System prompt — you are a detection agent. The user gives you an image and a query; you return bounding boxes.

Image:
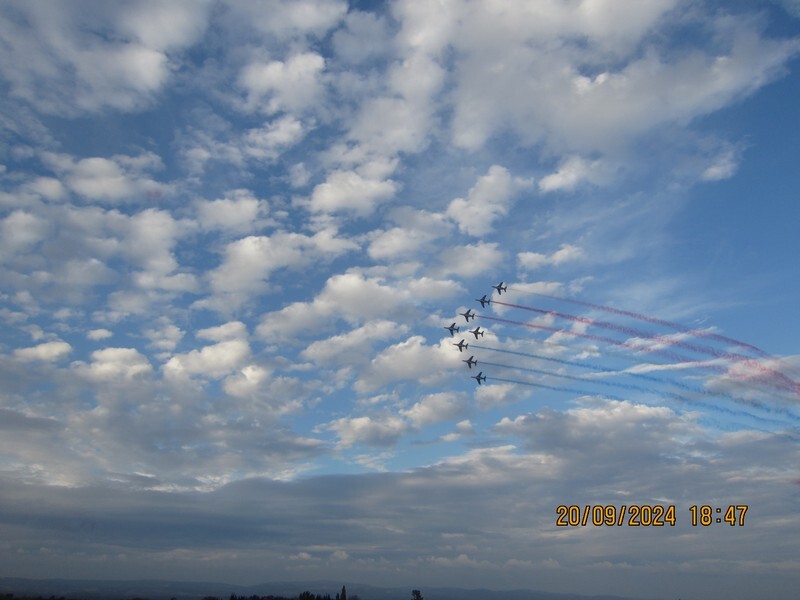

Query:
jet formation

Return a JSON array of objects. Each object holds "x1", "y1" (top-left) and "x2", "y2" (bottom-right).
[{"x1": 445, "y1": 282, "x2": 509, "y2": 385}]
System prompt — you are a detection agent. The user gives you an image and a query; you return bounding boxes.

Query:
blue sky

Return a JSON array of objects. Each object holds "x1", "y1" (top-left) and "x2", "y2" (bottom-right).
[{"x1": 1, "y1": 1, "x2": 800, "y2": 599}]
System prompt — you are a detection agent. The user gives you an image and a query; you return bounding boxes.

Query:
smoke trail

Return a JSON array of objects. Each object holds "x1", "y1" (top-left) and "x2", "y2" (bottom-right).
[
  {"x1": 477, "y1": 313, "x2": 710, "y2": 367},
  {"x1": 512, "y1": 289, "x2": 769, "y2": 357},
  {"x1": 495, "y1": 331, "x2": 675, "y2": 367},
  {"x1": 485, "y1": 375, "x2": 625, "y2": 402},
  {"x1": 480, "y1": 359, "x2": 678, "y2": 397},
  {"x1": 485, "y1": 372, "x2": 795, "y2": 426},
  {"x1": 491, "y1": 300, "x2": 800, "y2": 396},
  {"x1": 494, "y1": 299, "x2": 751, "y2": 361},
  {"x1": 473, "y1": 343, "x2": 707, "y2": 394},
  {"x1": 474, "y1": 344, "x2": 800, "y2": 421}
]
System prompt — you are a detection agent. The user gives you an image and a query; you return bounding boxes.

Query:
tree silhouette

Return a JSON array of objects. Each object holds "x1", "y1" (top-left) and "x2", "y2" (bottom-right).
[{"x1": 411, "y1": 590, "x2": 423, "y2": 600}]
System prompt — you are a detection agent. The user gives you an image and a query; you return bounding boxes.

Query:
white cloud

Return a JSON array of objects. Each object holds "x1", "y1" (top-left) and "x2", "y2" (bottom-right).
[
  {"x1": 309, "y1": 169, "x2": 397, "y2": 216},
  {"x1": 222, "y1": 364, "x2": 272, "y2": 398},
  {"x1": 446, "y1": 165, "x2": 533, "y2": 236},
  {"x1": 0, "y1": 2, "x2": 208, "y2": 114},
  {"x1": 518, "y1": 244, "x2": 585, "y2": 271},
  {"x1": 256, "y1": 271, "x2": 459, "y2": 341},
  {"x1": 302, "y1": 320, "x2": 403, "y2": 366},
  {"x1": 448, "y1": 2, "x2": 800, "y2": 154},
  {"x1": 434, "y1": 242, "x2": 504, "y2": 278},
  {"x1": 14, "y1": 340, "x2": 72, "y2": 362},
  {"x1": 357, "y1": 336, "x2": 460, "y2": 393},
  {"x1": 163, "y1": 339, "x2": 251, "y2": 381},
  {"x1": 196, "y1": 189, "x2": 270, "y2": 234},
  {"x1": 325, "y1": 414, "x2": 410, "y2": 448},
  {"x1": 332, "y1": 10, "x2": 391, "y2": 64},
  {"x1": 538, "y1": 155, "x2": 611, "y2": 192},
  {"x1": 0, "y1": 210, "x2": 49, "y2": 253},
  {"x1": 367, "y1": 208, "x2": 453, "y2": 261},
  {"x1": 87, "y1": 329, "x2": 113, "y2": 341},
  {"x1": 143, "y1": 320, "x2": 185, "y2": 353},
  {"x1": 228, "y1": 0, "x2": 347, "y2": 40},
  {"x1": 401, "y1": 392, "x2": 467, "y2": 427},
  {"x1": 199, "y1": 230, "x2": 357, "y2": 313},
  {"x1": 240, "y1": 52, "x2": 326, "y2": 114},
  {"x1": 73, "y1": 347, "x2": 153, "y2": 382},
  {"x1": 41, "y1": 151, "x2": 168, "y2": 203},
  {"x1": 244, "y1": 115, "x2": 307, "y2": 160},
  {"x1": 702, "y1": 146, "x2": 742, "y2": 181},
  {"x1": 197, "y1": 321, "x2": 248, "y2": 342}
]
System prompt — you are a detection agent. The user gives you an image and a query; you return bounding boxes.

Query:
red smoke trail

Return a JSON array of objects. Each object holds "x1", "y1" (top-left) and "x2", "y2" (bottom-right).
[
  {"x1": 515, "y1": 289, "x2": 769, "y2": 357},
  {"x1": 492, "y1": 300, "x2": 800, "y2": 396},
  {"x1": 496, "y1": 331, "x2": 673, "y2": 367},
  {"x1": 494, "y1": 299, "x2": 748, "y2": 360}
]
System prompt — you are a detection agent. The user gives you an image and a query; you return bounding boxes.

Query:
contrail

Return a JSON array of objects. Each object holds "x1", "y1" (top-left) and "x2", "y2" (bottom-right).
[{"x1": 509, "y1": 289, "x2": 770, "y2": 357}]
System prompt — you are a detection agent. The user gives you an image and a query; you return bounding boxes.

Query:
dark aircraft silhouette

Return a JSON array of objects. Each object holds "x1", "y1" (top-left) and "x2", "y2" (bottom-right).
[
  {"x1": 492, "y1": 281, "x2": 507, "y2": 295},
  {"x1": 470, "y1": 326, "x2": 484, "y2": 339},
  {"x1": 462, "y1": 355, "x2": 477, "y2": 369},
  {"x1": 460, "y1": 309, "x2": 475, "y2": 322},
  {"x1": 453, "y1": 339, "x2": 469, "y2": 352},
  {"x1": 476, "y1": 294, "x2": 491, "y2": 308},
  {"x1": 472, "y1": 371, "x2": 487, "y2": 385},
  {"x1": 444, "y1": 323, "x2": 459, "y2": 336}
]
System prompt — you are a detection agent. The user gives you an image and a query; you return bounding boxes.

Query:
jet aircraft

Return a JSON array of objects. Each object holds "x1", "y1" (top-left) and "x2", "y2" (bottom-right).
[
  {"x1": 476, "y1": 295, "x2": 491, "y2": 308},
  {"x1": 472, "y1": 371, "x2": 487, "y2": 385},
  {"x1": 460, "y1": 309, "x2": 475, "y2": 322},
  {"x1": 453, "y1": 339, "x2": 469, "y2": 352},
  {"x1": 469, "y1": 326, "x2": 484, "y2": 339},
  {"x1": 462, "y1": 355, "x2": 477, "y2": 369},
  {"x1": 492, "y1": 281, "x2": 507, "y2": 295},
  {"x1": 444, "y1": 323, "x2": 459, "y2": 336}
]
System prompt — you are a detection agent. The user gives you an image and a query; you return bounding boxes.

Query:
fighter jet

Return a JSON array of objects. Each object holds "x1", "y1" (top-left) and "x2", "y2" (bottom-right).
[
  {"x1": 469, "y1": 326, "x2": 484, "y2": 339},
  {"x1": 462, "y1": 355, "x2": 477, "y2": 369},
  {"x1": 492, "y1": 281, "x2": 507, "y2": 295},
  {"x1": 444, "y1": 322, "x2": 460, "y2": 336},
  {"x1": 453, "y1": 339, "x2": 469, "y2": 352},
  {"x1": 460, "y1": 309, "x2": 475, "y2": 322},
  {"x1": 472, "y1": 371, "x2": 487, "y2": 385},
  {"x1": 476, "y1": 294, "x2": 491, "y2": 308}
]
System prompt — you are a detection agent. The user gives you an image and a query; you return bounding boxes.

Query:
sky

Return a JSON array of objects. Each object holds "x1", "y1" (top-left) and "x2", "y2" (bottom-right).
[{"x1": 1, "y1": 1, "x2": 800, "y2": 599}]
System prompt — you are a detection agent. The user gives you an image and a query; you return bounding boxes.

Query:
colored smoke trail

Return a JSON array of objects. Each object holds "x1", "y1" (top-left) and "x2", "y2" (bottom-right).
[
  {"x1": 485, "y1": 372, "x2": 790, "y2": 426},
  {"x1": 473, "y1": 343, "x2": 708, "y2": 394},
  {"x1": 479, "y1": 359, "x2": 679, "y2": 398},
  {"x1": 491, "y1": 300, "x2": 800, "y2": 396},
  {"x1": 485, "y1": 375, "x2": 625, "y2": 402},
  {"x1": 495, "y1": 331, "x2": 675, "y2": 367},
  {"x1": 477, "y1": 313, "x2": 709, "y2": 367},
  {"x1": 474, "y1": 345, "x2": 800, "y2": 422},
  {"x1": 512, "y1": 289, "x2": 769, "y2": 357},
  {"x1": 494, "y1": 299, "x2": 753, "y2": 361}
]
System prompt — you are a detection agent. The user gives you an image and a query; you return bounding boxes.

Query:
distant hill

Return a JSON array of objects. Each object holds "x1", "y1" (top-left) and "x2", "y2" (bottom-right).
[{"x1": 0, "y1": 578, "x2": 656, "y2": 600}]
